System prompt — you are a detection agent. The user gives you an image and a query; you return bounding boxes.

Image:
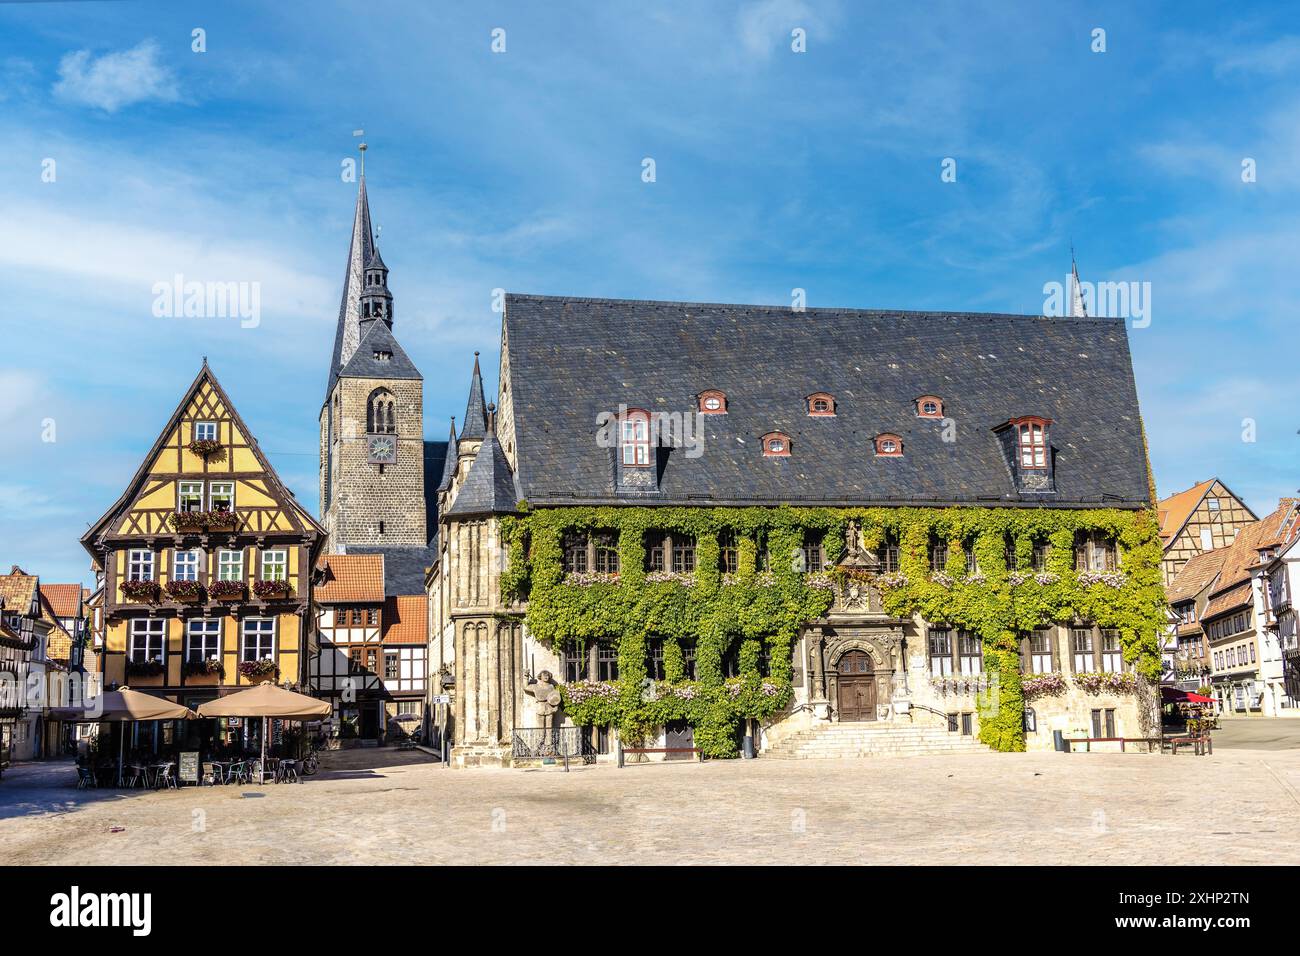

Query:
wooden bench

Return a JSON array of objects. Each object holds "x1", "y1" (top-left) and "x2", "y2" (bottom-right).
[
  {"x1": 617, "y1": 746, "x2": 701, "y2": 767},
  {"x1": 1062, "y1": 736, "x2": 1162, "y2": 753},
  {"x1": 1165, "y1": 734, "x2": 1213, "y2": 756}
]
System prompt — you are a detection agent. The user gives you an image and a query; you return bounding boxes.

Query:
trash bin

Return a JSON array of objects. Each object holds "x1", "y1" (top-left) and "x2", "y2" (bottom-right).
[
  {"x1": 1053, "y1": 729, "x2": 1067, "y2": 752},
  {"x1": 742, "y1": 734, "x2": 755, "y2": 759}
]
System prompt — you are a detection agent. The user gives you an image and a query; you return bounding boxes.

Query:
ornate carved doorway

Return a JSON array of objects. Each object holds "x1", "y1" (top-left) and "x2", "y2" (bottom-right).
[{"x1": 837, "y1": 650, "x2": 877, "y2": 721}]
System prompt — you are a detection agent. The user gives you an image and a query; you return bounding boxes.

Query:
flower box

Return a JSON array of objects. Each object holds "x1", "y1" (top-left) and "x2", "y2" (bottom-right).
[
  {"x1": 164, "y1": 579, "x2": 203, "y2": 602},
  {"x1": 207, "y1": 580, "x2": 246, "y2": 601},
  {"x1": 187, "y1": 438, "x2": 222, "y2": 457},
  {"x1": 183, "y1": 658, "x2": 225, "y2": 679},
  {"x1": 126, "y1": 658, "x2": 165, "y2": 678},
  {"x1": 119, "y1": 580, "x2": 160, "y2": 603},
  {"x1": 1021, "y1": 671, "x2": 1067, "y2": 698},
  {"x1": 238, "y1": 658, "x2": 279, "y2": 682},
  {"x1": 205, "y1": 508, "x2": 237, "y2": 530},
  {"x1": 252, "y1": 579, "x2": 291, "y2": 599},
  {"x1": 1072, "y1": 671, "x2": 1137, "y2": 695}
]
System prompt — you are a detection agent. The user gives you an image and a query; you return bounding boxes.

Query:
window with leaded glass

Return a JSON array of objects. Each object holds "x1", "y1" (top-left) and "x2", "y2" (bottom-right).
[
  {"x1": 1074, "y1": 533, "x2": 1117, "y2": 572},
  {"x1": 719, "y1": 531, "x2": 739, "y2": 574},
  {"x1": 682, "y1": 640, "x2": 697, "y2": 680},
  {"x1": 561, "y1": 639, "x2": 586, "y2": 683},
  {"x1": 1100, "y1": 629, "x2": 1123, "y2": 673},
  {"x1": 929, "y1": 538, "x2": 948, "y2": 573},
  {"x1": 958, "y1": 630, "x2": 982, "y2": 675},
  {"x1": 593, "y1": 533, "x2": 619, "y2": 573},
  {"x1": 647, "y1": 638, "x2": 666, "y2": 681},
  {"x1": 1031, "y1": 540, "x2": 1049, "y2": 571},
  {"x1": 671, "y1": 534, "x2": 695, "y2": 573},
  {"x1": 802, "y1": 533, "x2": 825, "y2": 573},
  {"x1": 596, "y1": 643, "x2": 619, "y2": 681},
  {"x1": 876, "y1": 534, "x2": 899, "y2": 573},
  {"x1": 646, "y1": 534, "x2": 666, "y2": 572},
  {"x1": 929, "y1": 628, "x2": 953, "y2": 676},
  {"x1": 563, "y1": 533, "x2": 589, "y2": 574},
  {"x1": 964, "y1": 545, "x2": 979, "y2": 575},
  {"x1": 1028, "y1": 630, "x2": 1054, "y2": 674},
  {"x1": 1071, "y1": 628, "x2": 1094, "y2": 673}
]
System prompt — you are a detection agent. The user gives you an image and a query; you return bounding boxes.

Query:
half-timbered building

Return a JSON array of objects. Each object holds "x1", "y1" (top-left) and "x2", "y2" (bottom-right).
[
  {"x1": 81, "y1": 364, "x2": 323, "y2": 718},
  {"x1": 1157, "y1": 478, "x2": 1257, "y2": 585}
]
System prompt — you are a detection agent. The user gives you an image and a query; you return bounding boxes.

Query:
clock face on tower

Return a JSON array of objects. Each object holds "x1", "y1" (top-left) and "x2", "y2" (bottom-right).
[{"x1": 367, "y1": 434, "x2": 397, "y2": 465}]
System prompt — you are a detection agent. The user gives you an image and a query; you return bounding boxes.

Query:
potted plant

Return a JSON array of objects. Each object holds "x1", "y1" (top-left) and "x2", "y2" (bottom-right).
[
  {"x1": 168, "y1": 510, "x2": 210, "y2": 532},
  {"x1": 206, "y1": 506, "x2": 237, "y2": 530},
  {"x1": 208, "y1": 579, "x2": 246, "y2": 601},
  {"x1": 164, "y1": 579, "x2": 203, "y2": 603},
  {"x1": 252, "y1": 579, "x2": 291, "y2": 599},
  {"x1": 238, "y1": 657, "x2": 279, "y2": 682},
  {"x1": 119, "y1": 580, "x2": 161, "y2": 603}
]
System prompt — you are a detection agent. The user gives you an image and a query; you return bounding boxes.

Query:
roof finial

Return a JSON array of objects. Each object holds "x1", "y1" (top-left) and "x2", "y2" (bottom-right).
[
  {"x1": 359, "y1": 140, "x2": 367, "y2": 178},
  {"x1": 1069, "y1": 241, "x2": 1087, "y2": 318}
]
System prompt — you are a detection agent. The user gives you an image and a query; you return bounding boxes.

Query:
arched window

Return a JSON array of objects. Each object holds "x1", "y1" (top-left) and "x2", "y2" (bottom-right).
[
  {"x1": 367, "y1": 388, "x2": 397, "y2": 435},
  {"x1": 760, "y1": 431, "x2": 792, "y2": 457},
  {"x1": 806, "y1": 392, "x2": 836, "y2": 416},
  {"x1": 916, "y1": 395, "x2": 944, "y2": 418},
  {"x1": 698, "y1": 390, "x2": 727, "y2": 414},
  {"x1": 620, "y1": 408, "x2": 651, "y2": 466},
  {"x1": 874, "y1": 433, "x2": 903, "y2": 457}
]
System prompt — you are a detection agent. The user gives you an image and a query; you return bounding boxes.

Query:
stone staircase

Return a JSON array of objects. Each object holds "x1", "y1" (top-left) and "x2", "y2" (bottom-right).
[{"x1": 764, "y1": 722, "x2": 992, "y2": 759}]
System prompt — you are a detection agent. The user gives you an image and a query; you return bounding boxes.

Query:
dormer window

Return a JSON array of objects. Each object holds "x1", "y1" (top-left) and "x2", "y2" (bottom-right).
[
  {"x1": 621, "y1": 409, "x2": 652, "y2": 466},
  {"x1": 761, "y1": 432, "x2": 791, "y2": 457},
  {"x1": 1011, "y1": 416, "x2": 1050, "y2": 469},
  {"x1": 874, "y1": 433, "x2": 903, "y2": 457},
  {"x1": 916, "y1": 395, "x2": 944, "y2": 418},
  {"x1": 806, "y1": 392, "x2": 836, "y2": 416},
  {"x1": 698, "y1": 390, "x2": 727, "y2": 414},
  {"x1": 374, "y1": 350, "x2": 392, "y2": 362}
]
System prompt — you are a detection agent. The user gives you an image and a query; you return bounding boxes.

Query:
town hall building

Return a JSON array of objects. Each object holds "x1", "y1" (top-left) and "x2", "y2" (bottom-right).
[{"x1": 317, "y1": 164, "x2": 1167, "y2": 765}]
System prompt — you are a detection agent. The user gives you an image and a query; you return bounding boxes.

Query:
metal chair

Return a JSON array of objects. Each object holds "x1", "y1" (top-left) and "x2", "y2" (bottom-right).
[
  {"x1": 225, "y1": 761, "x2": 248, "y2": 785},
  {"x1": 76, "y1": 765, "x2": 98, "y2": 790},
  {"x1": 124, "y1": 764, "x2": 147, "y2": 789},
  {"x1": 200, "y1": 762, "x2": 219, "y2": 786},
  {"x1": 156, "y1": 762, "x2": 177, "y2": 789},
  {"x1": 278, "y1": 759, "x2": 299, "y2": 784}
]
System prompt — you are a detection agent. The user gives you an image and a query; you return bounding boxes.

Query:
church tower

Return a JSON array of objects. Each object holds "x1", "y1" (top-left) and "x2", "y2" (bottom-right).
[{"x1": 319, "y1": 148, "x2": 426, "y2": 553}]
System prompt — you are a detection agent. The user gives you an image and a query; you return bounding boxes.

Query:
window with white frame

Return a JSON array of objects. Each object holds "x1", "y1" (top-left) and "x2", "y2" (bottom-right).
[
  {"x1": 396, "y1": 700, "x2": 419, "y2": 715},
  {"x1": 209, "y1": 481, "x2": 234, "y2": 512},
  {"x1": 186, "y1": 619, "x2": 221, "y2": 662},
  {"x1": 127, "y1": 549, "x2": 155, "y2": 582},
  {"x1": 929, "y1": 628, "x2": 953, "y2": 676},
  {"x1": 261, "y1": 549, "x2": 287, "y2": 581},
  {"x1": 1028, "y1": 630, "x2": 1054, "y2": 674},
  {"x1": 241, "y1": 618, "x2": 275, "y2": 661},
  {"x1": 129, "y1": 619, "x2": 165, "y2": 662},
  {"x1": 1071, "y1": 628, "x2": 1094, "y2": 673},
  {"x1": 194, "y1": 421, "x2": 217, "y2": 442},
  {"x1": 217, "y1": 549, "x2": 244, "y2": 581},
  {"x1": 1100, "y1": 629, "x2": 1123, "y2": 673},
  {"x1": 173, "y1": 549, "x2": 201, "y2": 582},
  {"x1": 178, "y1": 481, "x2": 204, "y2": 512},
  {"x1": 957, "y1": 630, "x2": 983, "y2": 675}
]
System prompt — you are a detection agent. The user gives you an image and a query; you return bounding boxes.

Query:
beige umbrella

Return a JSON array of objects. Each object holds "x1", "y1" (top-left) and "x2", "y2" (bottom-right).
[
  {"x1": 48, "y1": 688, "x2": 197, "y2": 786},
  {"x1": 197, "y1": 685, "x2": 330, "y2": 783}
]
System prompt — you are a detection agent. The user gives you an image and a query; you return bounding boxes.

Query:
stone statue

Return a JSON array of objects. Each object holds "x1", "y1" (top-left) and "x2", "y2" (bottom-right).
[{"x1": 524, "y1": 670, "x2": 563, "y2": 729}]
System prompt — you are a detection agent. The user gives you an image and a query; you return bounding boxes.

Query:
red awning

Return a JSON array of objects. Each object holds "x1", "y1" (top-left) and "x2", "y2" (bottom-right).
[{"x1": 1161, "y1": 687, "x2": 1214, "y2": 704}]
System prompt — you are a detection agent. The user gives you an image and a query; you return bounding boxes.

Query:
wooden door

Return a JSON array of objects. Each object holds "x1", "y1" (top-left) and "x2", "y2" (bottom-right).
[
  {"x1": 664, "y1": 720, "x2": 694, "y2": 760},
  {"x1": 837, "y1": 650, "x2": 877, "y2": 721}
]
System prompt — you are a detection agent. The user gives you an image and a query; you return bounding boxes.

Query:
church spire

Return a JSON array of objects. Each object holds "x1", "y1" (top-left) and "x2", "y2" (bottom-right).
[
  {"x1": 325, "y1": 145, "x2": 377, "y2": 402},
  {"x1": 437, "y1": 417, "x2": 459, "y2": 492},
  {"x1": 458, "y1": 352, "x2": 488, "y2": 442},
  {"x1": 1069, "y1": 244, "x2": 1088, "y2": 318}
]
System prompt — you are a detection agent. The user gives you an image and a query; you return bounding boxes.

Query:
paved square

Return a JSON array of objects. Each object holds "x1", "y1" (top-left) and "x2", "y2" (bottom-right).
[{"x1": 3, "y1": 734, "x2": 1299, "y2": 865}]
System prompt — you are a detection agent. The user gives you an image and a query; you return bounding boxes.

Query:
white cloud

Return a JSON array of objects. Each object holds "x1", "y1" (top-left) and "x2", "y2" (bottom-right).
[
  {"x1": 738, "y1": 0, "x2": 830, "y2": 58},
  {"x1": 53, "y1": 40, "x2": 180, "y2": 113}
]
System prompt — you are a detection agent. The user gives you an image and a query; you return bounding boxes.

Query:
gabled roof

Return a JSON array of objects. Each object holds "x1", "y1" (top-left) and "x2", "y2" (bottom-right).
[
  {"x1": 339, "y1": 318, "x2": 421, "y2": 381},
  {"x1": 0, "y1": 567, "x2": 39, "y2": 614},
  {"x1": 41, "y1": 583, "x2": 83, "y2": 619},
  {"x1": 1157, "y1": 479, "x2": 1215, "y2": 542},
  {"x1": 382, "y1": 595, "x2": 427, "y2": 645},
  {"x1": 1199, "y1": 500, "x2": 1295, "y2": 620},
  {"x1": 314, "y1": 554, "x2": 385, "y2": 604},
  {"x1": 445, "y1": 428, "x2": 519, "y2": 519},
  {"x1": 80, "y1": 363, "x2": 323, "y2": 560},
  {"x1": 1166, "y1": 548, "x2": 1227, "y2": 604},
  {"x1": 503, "y1": 293, "x2": 1152, "y2": 507}
]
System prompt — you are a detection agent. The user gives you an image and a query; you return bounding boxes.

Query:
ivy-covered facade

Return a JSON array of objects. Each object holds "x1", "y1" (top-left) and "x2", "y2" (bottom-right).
[{"x1": 425, "y1": 293, "x2": 1161, "y2": 766}]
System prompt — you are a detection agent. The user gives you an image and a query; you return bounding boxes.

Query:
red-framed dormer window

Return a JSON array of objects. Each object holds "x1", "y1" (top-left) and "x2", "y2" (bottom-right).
[
  {"x1": 1011, "y1": 416, "x2": 1050, "y2": 469},
  {"x1": 698, "y1": 390, "x2": 727, "y2": 414},
  {"x1": 916, "y1": 395, "x2": 944, "y2": 419},
  {"x1": 621, "y1": 408, "x2": 652, "y2": 467},
  {"x1": 874, "y1": 433, "x2": 903, "y2": 457},
  {"x1": 806, "y1": 392, "x2": 836, "y2": 417},
  {"x1": 761, "y1": 431, "x2": 792, "y2": 457}
]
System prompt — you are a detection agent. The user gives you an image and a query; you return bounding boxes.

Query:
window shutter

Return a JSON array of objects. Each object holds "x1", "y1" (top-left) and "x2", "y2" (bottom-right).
[{"x1": 1018, "y1": 634, "x2": 1030, "y2": 673}]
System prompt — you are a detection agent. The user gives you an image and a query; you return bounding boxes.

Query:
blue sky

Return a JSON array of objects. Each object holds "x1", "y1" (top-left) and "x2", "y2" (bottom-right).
[{"x1": 1, "y1": 1, "x2": 1296, "y2": 586}]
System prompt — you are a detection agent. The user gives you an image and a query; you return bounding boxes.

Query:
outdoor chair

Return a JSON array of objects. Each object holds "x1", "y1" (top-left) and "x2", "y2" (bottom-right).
[
  {"x1": 225, "y1": 761, "x2": 248, "y2": 785},
  {"x1": 278, "y1": 759, "x2": 299, "y2": 784},
  {"x1": 200, "y1": 762, "x2": 219, "y2": 786},
  {"x1": 156, "y1": 763, "x2": 177, "y2": 789},
  {"x1": 125, "y1": 764, "x2": 147, "y2": 789},
  {"x1": 76, "y1": 766, "x2": 97, "y2": 790}
]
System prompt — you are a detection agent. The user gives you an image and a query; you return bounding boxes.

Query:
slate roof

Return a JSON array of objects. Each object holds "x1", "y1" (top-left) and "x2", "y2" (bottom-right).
[
  {"x1": 502, "y1": 294, "x2": 1152, "y2": 508},
  {"x1": 445, "y1": 428, "x2": 520, "y2": 518},
  {"x1": 314, "y1": 554, "x2": 385, "y2": 604},
  {"x1": 382, "y1": 595, "x2": 427, "y2": 645},
  {"x1": 326, "y1": 177, "x2": 376, "y2": 402},
  {"x1": 347, "y1": 545, "x2": 436, "y2": 597},
  {"x1": 436, "y1": 421, "x2": 458, "y2": 493},
  {"x1": 339, "y1": 318, "x2": 421, "y2": 381},
  {"x1": 458, "y1": 353, "x2": 488, "y2": 442},
  {"x1": 423, "y1": 439, "x2": 448, "y2": 532}
]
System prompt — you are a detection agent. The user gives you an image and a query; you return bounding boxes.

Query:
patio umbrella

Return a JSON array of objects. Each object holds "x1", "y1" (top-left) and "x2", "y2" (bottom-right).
[
  {"x1": 197, "y1": 685, "x2": 330, "y2": 783},
  {"x1": 47, "y1": 688, "x2": 197, "y2": 785},
  {"x1": 1160, "y1": 687, "x2": 1215, "y2": 704}
]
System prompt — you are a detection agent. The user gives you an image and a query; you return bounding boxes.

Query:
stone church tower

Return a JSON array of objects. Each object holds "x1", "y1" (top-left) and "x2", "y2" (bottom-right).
[{"x1": 319, "y1": 161, "x2": 427, "y2": 553}]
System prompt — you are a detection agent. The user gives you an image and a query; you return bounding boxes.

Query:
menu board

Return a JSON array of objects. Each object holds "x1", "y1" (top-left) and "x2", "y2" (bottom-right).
[{"x1": 179, "y1": 751, "x2": 199, "y2": 784}]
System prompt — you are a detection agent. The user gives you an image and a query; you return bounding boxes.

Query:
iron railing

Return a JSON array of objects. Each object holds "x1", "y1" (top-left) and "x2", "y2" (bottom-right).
[{"x1": 511, "y1": 727, "x2": 596, "y2": 766}]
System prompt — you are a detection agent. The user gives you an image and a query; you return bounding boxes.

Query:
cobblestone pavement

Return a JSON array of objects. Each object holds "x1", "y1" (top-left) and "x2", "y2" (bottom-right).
[
  {"x1": 1211, "y1": 717, "x2": 1300, "y2": 752},
  {"x1": 2, "y1": 748, "x2": 1298, "y2": 865}
]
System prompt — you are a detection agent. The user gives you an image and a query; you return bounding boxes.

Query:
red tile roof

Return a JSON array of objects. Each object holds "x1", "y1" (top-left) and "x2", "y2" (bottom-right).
[
  {"x1": 382, "y1": 595, "x2": 427, "y2": 645},
  {"x1": 314, "y1": 554, "x2": 385, "y2": 604},
  {"x1": 1157, "y1": 479, "x2": 1215, "y2": 542},
  {"x1": 41, "y1": 583, "x2": 83, "y2": 619}
]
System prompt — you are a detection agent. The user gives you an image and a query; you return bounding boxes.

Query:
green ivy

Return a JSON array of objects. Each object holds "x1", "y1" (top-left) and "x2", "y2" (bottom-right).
[{"x1": 501, "y1": 505, "x2": 1165, "y2": 756}]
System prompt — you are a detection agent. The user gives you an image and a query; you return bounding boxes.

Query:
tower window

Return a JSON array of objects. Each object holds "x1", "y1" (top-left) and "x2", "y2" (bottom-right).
[
  {"x1": 374, "y1": 350, "x2": 391, "y2": 362},
  {"x1": 367, "y1": 387, "x2": 397, "y2": 435}
]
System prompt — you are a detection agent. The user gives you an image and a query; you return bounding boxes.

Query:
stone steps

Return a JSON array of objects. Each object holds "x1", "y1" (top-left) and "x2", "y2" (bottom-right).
[{"x1": 765, "y1": 723, "x2": 991, "y2": 759}]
